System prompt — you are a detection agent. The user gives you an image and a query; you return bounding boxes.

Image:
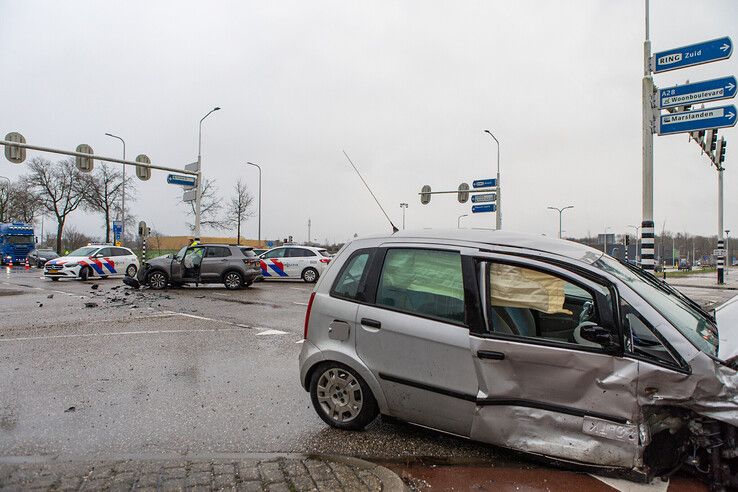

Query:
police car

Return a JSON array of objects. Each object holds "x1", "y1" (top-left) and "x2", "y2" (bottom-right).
[
  {"x1": 44, "y1": 245, "x2": 139, "y2": 281},
  {"x1": 259, "y1": 245, "x2": 332, "y2": 282}
]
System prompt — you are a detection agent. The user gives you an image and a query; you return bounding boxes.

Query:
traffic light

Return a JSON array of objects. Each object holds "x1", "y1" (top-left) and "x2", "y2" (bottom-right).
[
  {"x1": 717, "y1": 138, "x2": 727, "y2": 165},
  {"x1": 691, "y1": 129, "x2": 705, "y2": 145},
  {"x1": 706, "y1": 129, "x2": 718, "y2": 152}
]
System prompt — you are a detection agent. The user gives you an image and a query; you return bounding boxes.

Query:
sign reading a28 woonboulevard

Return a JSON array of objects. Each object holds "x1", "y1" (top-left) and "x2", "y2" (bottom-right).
[
  {"x1": 658, "y1": 76, "x2": 736, "y2": 109},
  {"x1": 657, "y1": 105, "x2": 736, "y2": 135}
]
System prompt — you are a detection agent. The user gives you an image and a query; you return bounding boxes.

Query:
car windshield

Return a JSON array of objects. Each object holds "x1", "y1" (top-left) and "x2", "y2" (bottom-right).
[
  {"x1": 174, "y1": 246, "x2": 187, "y2": 261},
  {"x1": 68, "y1": 247, "x2": 99, "y2": 257},
  {"x1": 7, "y1": 235, "x2": 34, "y2": 244},
  {"x1": 595, "y1": 256, "x2": 718, "y2": 358},
  {"x1": 318, "y1": 249, "x2": 330, "y2": 257}
]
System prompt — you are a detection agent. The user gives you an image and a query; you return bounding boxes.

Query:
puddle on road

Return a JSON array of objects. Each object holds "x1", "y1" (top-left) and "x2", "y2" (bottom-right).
[{"x1": 0, "y1": 289, "x2": 24, "y2": 296}]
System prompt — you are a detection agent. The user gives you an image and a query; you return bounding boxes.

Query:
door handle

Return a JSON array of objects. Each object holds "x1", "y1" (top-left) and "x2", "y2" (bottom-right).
[
  {"x1": 477, "y1": 350, "x2": 505, "y2": 360},
  {"x1": 360, "y1": 318, "x2": 381, "y2": 329}
]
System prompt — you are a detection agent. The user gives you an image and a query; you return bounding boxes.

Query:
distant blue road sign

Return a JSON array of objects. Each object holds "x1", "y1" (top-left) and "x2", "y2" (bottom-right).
[
  {"x1": 472, "y1": 178, "x2": 497, "y2": 188},
  {"x1": 658, "y1": 104, "x2": 736, "y2": 135},
  {"x1": 659, "y1": 76, "x2": 737, "y2": 109},
  {"x1": 267, "y1": 241, "x2": 274, "y2": 247},
  {"x1": 112, "y1": 221, "x2": 123, "y2": 242},
  {"x1": 167, "y1": 174, "x2": 197, "y2": 187},
  {"x1": 471, "y1": 193, "x2": 496, "y2": 203},
  {"x1": 472, "y1": 204, "x2": 496, "y2": 213},
  {"x1": 653, "y1": 37, "x2": 732, "y2": 73}
]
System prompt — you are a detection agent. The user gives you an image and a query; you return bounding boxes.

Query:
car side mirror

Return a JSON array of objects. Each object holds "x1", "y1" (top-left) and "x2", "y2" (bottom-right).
[{"x1": 580, "y1": 324, "x2": 619, "y2": 352}]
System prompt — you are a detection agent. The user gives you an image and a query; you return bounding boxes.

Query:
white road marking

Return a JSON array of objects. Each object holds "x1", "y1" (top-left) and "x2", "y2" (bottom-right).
[
  {"x1": 295, "y1": 339, "x2": 304, "y2": 344},
  {"x1": 591, "y1": 475, "x2": 669, "y2": 492},
  {"x1": 256, "y1": 329, "x2": 287, "y2": 336},
  {"x1": 289, "y1": 287, "x2": 307, "y2": 291},
  {"x1": 292, "y1": 302, "x2": 309, "y2": 306},
  {"x1": 0, "y1": 326, "x2": 253, "y2": 343}
]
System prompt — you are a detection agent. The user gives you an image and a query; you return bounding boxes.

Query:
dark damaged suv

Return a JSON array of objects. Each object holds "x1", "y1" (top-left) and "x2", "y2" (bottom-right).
[{"x1": 136, "y1": 244, "x2": 261, "y2": 290}]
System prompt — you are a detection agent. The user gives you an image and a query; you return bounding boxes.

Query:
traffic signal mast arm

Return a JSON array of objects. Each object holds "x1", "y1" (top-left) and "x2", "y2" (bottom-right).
[{"x1": 0, "y1": 138, "x2": 198, "y2": 176}]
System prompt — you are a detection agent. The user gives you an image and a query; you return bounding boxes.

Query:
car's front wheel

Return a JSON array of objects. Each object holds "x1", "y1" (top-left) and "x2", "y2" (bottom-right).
[
  {"x1": 147, "y1": 270, "x2": 168, "y2": 290},
  {"x1": 309, "y1": 363, "x2": 378, "y2": 431},
  {"x1": 79, "y1": 266, "x2": 92, "y2": 281},
  {"x1": 126, "y1": 265, "x2": 137, "y2": 277},
  {"x1": 223, "y1": 271, "x2": 243, "y2": 290}
]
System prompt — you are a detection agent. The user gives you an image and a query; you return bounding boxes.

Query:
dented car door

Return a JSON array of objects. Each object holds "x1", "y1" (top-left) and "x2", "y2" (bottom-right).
[{"x1": 469, "y1": 256, "x2": 641, "y2": 467}]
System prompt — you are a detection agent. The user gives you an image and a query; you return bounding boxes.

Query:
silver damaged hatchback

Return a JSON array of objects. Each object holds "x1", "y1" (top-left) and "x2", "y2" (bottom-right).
[{"x1": 299, "y1": 229, "x2": 738, "y2": 487}]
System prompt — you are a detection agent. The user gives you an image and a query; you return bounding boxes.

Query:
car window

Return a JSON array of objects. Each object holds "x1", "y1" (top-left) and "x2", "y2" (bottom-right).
[
  {"x1": 288, "y1": 248, "x2": 315, "y2": 258},
  {"x1": 174, "y1": 246, "x2": 187, "y2": 261},
  {"x1": 239, "y1": 247, "x2": 256, "y2": 258},
  {"x1": 206, "y1": 246, "x2": 231, "y2": 258},
  {"x1": 69, "y1": 247, "x2": 98, "y2": 257},
  {"x1": 97, "y1": 247, "x2": 113, "y2": 257},
  {"x1": 318, "y1": 249, "x2": 331, "y2": 257},
  {"x1": 621, "y1": 298, "x2": 680, "y2": 367},
  {"x1": 331, "y1": 250, "x2": 373, "y2": 301},
  {"x1": 486, "y1": 262, "x2": 612, "y2": 349},
  {"x1": 376, "y1": 249, "x2": 465, "y2": 324},
  {"x1": 112, "y1": 247, "x2": 131, "y2": 256},
  {"x1": 263, "y1": 248, "x2": 286, "y2": 259}
]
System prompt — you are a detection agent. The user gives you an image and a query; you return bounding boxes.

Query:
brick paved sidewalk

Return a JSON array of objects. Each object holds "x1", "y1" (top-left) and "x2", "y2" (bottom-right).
[{"x1": 0, "y1": 453, "x2": 406, "y2": 491}]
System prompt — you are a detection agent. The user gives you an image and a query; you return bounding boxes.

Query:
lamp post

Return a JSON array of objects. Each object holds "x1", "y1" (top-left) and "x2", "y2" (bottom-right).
[
  {"x1": 604, "y1": 226, "x2": 612, "y2": 254},
  {"x1": 194, "y1": 107, "x2": 221, "y2": 240},
  {"x1": 547, "y1": 205, "x2": 573, "y2": 239},
  {"x1": 483, "y1": 130, "x2": 501, "y2": 230},
  {"x1": 245, "y1": 162, "x2": 262, "y2": 246},
  {"x1": 104, "y1": 133, "x2": 126, "y2": 242},
  {"x1": 457, "y1": 214, "x2": 468, "y2": 229},
  {"x1": 400, "y1": 203, "x2": 408, "y2": 229}
]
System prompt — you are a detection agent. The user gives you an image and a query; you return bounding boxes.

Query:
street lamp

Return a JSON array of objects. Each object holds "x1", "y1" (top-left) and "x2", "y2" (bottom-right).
[
  {"x1": 547, "y1": 205, "x2": 573, "y2": 239},
  {"x1": 483, "y1": 130, "x2": 501, "y2": 230},
  {"x1": 245, "y1": 162, "x2": 262, "y2": 245},
  {"x1": 104, "y1": 132, "x2": 126, "y2": 242},
  {"x1": 457, "y1": 214, "x2": 468, "y2": 229},
  {"x1": 400, "y1": 203, "x2": 408, "y2": 230},
  {"x1": 628, "y1": 224, "x2": 641, "y2": 264},
  {"x1": 194, "y1": 107, "x2": 220, "y2": 240}
]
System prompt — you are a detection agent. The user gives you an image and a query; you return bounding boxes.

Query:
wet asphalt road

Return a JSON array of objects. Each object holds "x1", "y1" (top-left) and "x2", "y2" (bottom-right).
[{"x1": 0, "y1": 267, "x2": 506, "y2": 465}]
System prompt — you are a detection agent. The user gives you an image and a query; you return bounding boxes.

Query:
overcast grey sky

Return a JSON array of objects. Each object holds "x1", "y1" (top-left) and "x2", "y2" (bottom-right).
[{"x1": 1, "y1": 0, "x2": 737, "y2": 243}]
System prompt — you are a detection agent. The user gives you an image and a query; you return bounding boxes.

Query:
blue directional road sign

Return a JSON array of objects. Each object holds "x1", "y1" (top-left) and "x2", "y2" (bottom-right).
[
  {"x1": 167, "y1": 174, "x2": 197, "y2": 187},
  {"x1": 471, "y1": 193, "x2": 496, "y2": 203},
  {"x1": 472, "y1": 178, "x2": 497, "y2": 188},
  {"x1": 659, "y1": 76, "x2": 737, "y2": 109},
  {"x1": 658, "y1": 104, "x2": 736, "y2": 136},
  {"x1": 653, "y1": 37, "x2": 732, "y2": 73},
  {"x1": 472, "y1": 204, "x2": 496, "y2": 213}
]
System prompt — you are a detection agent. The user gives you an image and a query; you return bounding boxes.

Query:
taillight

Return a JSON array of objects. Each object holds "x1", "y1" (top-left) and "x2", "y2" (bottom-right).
[
  {"x1": 304, "y1": 291, "x2": 316, "y2": 339},
  {"x1": 319, "y1": 258, "x2": 331, "y2": 264}
]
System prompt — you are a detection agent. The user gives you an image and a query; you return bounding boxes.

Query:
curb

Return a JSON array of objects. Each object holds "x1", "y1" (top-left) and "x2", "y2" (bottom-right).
[{"x1": 0, "y1": 452, "x2": 408, "y2": 491}]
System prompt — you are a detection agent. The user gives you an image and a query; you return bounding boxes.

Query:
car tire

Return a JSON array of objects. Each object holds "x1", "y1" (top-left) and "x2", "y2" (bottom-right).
[
  {"x1": 50, "y1": 277, "x2": 60, "y2": 281},
  {"x1": 244, "y1": 280, "x2": 253, "y2": 288},
  {"x1": 223, "y1": 271, "x2": 243, "y2": 290},
  {"x1": 309, "y1": 362, "x2": 378, "y2": 431},
  {"x1": 79, "y1": 266, "x2": 92, "y2": 281},
  {"x1": 147, "y1": 270, "x2": 168, "y2": 290},
  {"x1": 126, "y1": 265, "x2": 137, "y2": 277},
  {"x1": 302, "y1": 267, "x2": 319, "y2": 283}
]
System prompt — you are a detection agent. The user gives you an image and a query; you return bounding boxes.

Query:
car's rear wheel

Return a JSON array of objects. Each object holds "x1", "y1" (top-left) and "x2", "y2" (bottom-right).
[
  {"x1": 302, "y1": 267, "x2": 319, "y2": 283},
  {"x1": 309, "y1": 363, "x2": 378, "y2": 430},
  {"x1": 223, "y1": 271, "x2": 243, "y2": 290},
  {"x1": 148, "y1": 270, "x2": 168, "y2": 290},
  {"x1": 79, "y1": 266, "x2": 92, "y2": 281},
  {"x1": 126, "y1": 265, "x2": 137, "y2": 277},
  {"x1": 50, "y1": 277, "x2": 59, "y2": 281}
]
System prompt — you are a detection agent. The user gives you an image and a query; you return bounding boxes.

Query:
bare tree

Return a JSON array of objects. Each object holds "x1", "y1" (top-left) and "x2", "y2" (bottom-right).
[
  {"x1": 0, "y1": 178, "x2": 42, "y2": 223},
  {"x1": 24, "y1": 157, "x2": 86, "y2": 253},
  {"x1": 80, "y1": 163, "x2": 134, "y2": 242},
  {"x1": 182, "y1": 178, "x2": 225, "y2": 232},
  {"x1": 224, "y1": 179, "x2": 255, "y2": 244}
]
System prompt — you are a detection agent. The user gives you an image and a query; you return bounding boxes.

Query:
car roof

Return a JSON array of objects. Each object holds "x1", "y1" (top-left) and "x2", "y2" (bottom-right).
[{"x1": 360, "y1": 229, "x2": 604, "y2": 265}]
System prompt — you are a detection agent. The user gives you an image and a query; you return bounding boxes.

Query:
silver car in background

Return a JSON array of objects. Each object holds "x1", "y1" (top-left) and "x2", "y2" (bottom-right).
[{"x1": 299, "y1": 229, "x2": 738, "y2": 487}]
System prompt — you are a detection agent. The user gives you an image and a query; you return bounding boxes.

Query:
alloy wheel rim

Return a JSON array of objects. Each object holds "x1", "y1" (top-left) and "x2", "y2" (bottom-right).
[
  {"x1": 225, "y1": 273, "x2": 240, "y2": 288},
  {"x1": 304, "y1": 270, "x2": 316, "y2": 282},
  {"x1": 127, "y1": 265, "x2": 136, "y2": 277},
  {"x1": 150, "y1": 273, "x2": 165, "y2": 289},
  {"x1": 316, "y1": 368, "x2": 363, "y2": 423}
]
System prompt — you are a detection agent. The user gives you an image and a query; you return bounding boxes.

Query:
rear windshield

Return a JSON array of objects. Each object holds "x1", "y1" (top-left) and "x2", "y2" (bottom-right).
[
  {"x1": 239, "y1": 247, "x2": 256, "y2": 257},
  {"x1": 318, "y1": 249, "x2": 331, "y2": 257}
]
